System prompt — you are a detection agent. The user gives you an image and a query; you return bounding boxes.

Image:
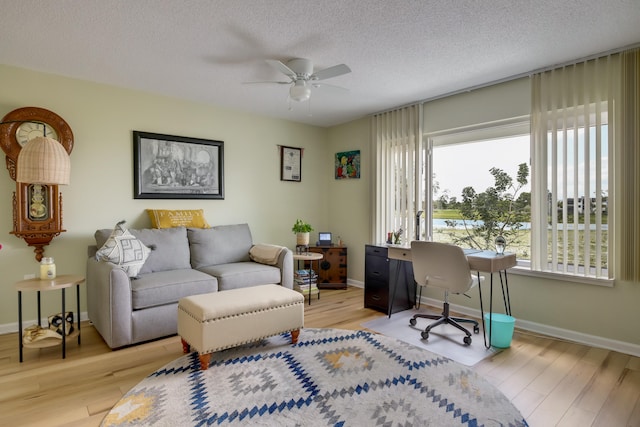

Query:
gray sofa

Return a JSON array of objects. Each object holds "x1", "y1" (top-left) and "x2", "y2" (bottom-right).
[{"x1": 86, "y1": 223, "x2": 293, "y2": 349}]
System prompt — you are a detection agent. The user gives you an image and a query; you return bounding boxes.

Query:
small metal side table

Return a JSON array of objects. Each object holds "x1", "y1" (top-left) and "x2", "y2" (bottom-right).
[
  {"x1": 15, "y1": 274, "x2": 85, "y2": 362},
  {"x1": 292, "y1": 252, "x2": 323, "y2": 305},
  {"x1": 468, "y1": 252, "x2": 517, "y2": 349}
]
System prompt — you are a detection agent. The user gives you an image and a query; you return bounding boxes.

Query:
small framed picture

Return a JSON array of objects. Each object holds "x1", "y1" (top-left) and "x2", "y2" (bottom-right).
[
  {"x1": 133, "y1": 131, "x2": 224, "y2": 199},
  {"x1": 335, "y1": 150, "x2": 360, "y2": 179},
  {"x1": 281, "y1": 145, "x2": 302, "y2": 182}
]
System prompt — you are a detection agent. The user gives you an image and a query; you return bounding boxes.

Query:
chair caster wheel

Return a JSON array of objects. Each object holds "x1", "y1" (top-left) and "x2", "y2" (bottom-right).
[
  {"x1": 473, "y1": 325, "x2": 480, "y2": 334},
  {"x1": 421, "y1": 331, "x2": 429, "y2": 340},
  {"x1": 463, "y1": 336, "x2": 472, "y2": 345},
  {"x1": 409, "y1": 318, "x2": 417, "y2": 326}
]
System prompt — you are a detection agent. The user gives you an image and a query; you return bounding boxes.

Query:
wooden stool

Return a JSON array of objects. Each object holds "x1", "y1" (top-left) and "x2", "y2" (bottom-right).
[{"x1": 178, "y1": 284, "x2": 304, "y2": 370}]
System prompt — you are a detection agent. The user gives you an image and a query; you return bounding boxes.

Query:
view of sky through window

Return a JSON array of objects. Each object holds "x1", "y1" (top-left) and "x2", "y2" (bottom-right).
[{"x1": 433, "y1": 135, "x2": 530, "y2": 202}]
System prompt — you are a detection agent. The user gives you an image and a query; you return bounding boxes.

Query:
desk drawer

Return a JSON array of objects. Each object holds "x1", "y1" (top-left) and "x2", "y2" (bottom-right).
[
  {"x1": 387, "y1": 247, "x2": 411, "y2": 262},
  {"x1": 364, "y1": 278, "x2": 388, "y2": 312},
  {"x1": 365, "y1": 256, "x2": 388, "y2": 279},
  {"x1": 365, "y1": 244, "x2": 387, "y2": 258}
]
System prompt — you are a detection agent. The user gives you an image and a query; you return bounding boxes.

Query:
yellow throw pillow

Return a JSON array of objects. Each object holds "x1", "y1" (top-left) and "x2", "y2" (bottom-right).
[{"x1": 147, "y1": 209, "x2": 211, "y2": 229}]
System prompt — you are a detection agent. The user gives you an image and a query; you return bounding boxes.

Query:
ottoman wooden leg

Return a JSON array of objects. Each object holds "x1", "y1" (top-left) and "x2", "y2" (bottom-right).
[
  {"x1": 291, "y1": 329, "x2": 300, "y2": 344},
  {"x1": 181, "y1": 338, "x2": 191, "y2": 354},
  {"x1": 198, "y1": 353, "x2": 212, "y2": 370}
]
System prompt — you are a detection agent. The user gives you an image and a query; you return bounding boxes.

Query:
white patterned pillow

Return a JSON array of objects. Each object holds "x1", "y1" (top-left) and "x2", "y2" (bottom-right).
[{"x1": 95, "y1": 221, "x2": 151, "y2": 277}]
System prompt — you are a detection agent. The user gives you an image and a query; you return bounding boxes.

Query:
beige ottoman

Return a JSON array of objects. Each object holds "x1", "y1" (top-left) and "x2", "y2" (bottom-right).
[{"x1": 178, "y1": 284, "x2": 304, "y2": 370}]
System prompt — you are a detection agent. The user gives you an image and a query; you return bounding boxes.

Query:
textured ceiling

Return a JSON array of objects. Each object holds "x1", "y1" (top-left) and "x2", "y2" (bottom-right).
[{"x1": 2, "y1": 0, "x2": 640, "y2": 127}]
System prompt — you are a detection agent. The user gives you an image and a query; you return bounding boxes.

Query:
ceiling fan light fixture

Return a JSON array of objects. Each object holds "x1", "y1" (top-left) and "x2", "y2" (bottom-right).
[{"x1": 289, "y1": 80, "x2": 311, "y2": 102}]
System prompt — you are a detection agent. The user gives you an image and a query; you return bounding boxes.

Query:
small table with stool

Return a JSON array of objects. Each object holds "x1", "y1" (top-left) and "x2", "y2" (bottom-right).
[{"x1": 15, "y1": 274, "x2": 85, "y2": 362}]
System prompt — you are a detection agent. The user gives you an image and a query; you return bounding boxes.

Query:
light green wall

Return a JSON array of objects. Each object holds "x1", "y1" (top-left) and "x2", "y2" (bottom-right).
[
  {"x1": 2, "y1": 65, "x2": 638, "y2": 349},
  {"x1": 326, "y1": 118, "x2": 371, "y2": 282},
  {"x1": 0, "y1": 64, "x2": 329, "y2": 327}
]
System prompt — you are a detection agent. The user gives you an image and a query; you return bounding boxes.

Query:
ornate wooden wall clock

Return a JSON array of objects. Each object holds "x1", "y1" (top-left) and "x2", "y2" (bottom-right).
[{"x1": 0, "y1": 107, "x2": 74, "y2": 261}]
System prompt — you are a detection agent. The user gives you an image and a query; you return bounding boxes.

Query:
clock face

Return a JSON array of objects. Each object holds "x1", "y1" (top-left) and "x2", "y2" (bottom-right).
[
  {"x1": 1, "y1": 107, "x2": 74, "y2": 175},
  {"x1": 15, "y1": 122, "x2": 59, "y2": 146}
]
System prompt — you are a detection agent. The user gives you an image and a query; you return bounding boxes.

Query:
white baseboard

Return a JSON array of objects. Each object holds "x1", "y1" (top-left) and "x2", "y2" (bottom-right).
[
  {"x1": 419, "y1": 295, "x2": 640, "y2": 358},
  {"x1": 342, "y1": 280, "x2": 640, "y2": 357},
  {"x1": 347, "y1": 279, "x2": 364, "y2": 288}
]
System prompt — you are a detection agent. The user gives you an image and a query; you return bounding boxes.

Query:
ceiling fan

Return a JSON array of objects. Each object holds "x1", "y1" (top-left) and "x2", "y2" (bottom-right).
[{"x1": 246, "y1": 58, "x2": 351, "y2": 102}]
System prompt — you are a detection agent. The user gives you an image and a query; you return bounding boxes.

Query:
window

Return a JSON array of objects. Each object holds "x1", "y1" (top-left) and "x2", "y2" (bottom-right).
[
  {"x1": 542, "y1": 120, "x2": 609, "y2": 277},
  {"x1": 430, "y1": 128, "x2": 531, "y2": 261},
  {"x1": 530, "y1": 57, "x2": 618, "y2": 281},
  {"x1": 428, "y1": 117, "x2": 610, "y2": 282},
  {"x1": 374, "y1": 50, "x2": 639, "y2": 283}
]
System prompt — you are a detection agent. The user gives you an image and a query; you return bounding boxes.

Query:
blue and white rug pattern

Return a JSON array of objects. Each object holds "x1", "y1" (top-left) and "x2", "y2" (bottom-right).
[{"x1": 102, "y1": 328, "x2": 527, "y2": 426}]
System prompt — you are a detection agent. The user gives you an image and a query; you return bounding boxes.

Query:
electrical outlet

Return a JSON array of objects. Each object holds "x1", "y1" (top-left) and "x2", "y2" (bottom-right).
[{"x1": 24, "y1": 273, "x2": 36, "y2": 280}]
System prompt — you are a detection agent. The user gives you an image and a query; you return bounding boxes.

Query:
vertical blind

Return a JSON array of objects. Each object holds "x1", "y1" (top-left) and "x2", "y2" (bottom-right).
[
  {"x1": 372, "y1": 104, "x2": 423, "y2": 244},
  {"x1": 616, "y1": 48, "x2": 640, "y2": 282},
  {"x1": 531, "y1": 55, "x2": 620, "y2": 279}
]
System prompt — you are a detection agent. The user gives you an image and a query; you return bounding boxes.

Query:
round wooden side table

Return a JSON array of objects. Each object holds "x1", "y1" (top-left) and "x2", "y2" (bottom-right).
[{"x1": 15, "y1": 274, "x2": 85, "y2": 362}]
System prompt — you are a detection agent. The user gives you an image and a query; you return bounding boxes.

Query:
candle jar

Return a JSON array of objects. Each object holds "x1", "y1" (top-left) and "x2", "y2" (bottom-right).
[{"x1": 40, "y1": 257, "x2": 56, "y2": 280}]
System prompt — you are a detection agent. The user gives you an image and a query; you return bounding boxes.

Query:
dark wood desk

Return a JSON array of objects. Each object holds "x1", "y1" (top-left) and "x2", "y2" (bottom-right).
[
  {"x1": 364, "y1": 245, "x2": 415, "y2": 315},
  {"x1": 383, "y1": 244, "x2": 517, "y2": 349}
]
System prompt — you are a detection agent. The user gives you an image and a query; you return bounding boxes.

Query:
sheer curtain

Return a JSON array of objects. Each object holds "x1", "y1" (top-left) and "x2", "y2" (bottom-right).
[{"x1": 371, "y1": 104, "x2": 424, "y2": 244}]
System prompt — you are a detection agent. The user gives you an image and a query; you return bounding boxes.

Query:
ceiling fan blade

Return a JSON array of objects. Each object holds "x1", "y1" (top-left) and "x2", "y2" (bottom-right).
[
  {"x1": 311, "y1": 64, "x2": 351, "y2": 81},
  {"x1": 312, "y1": 82, "x2": 349, "y2": 92},
  {"x1": 266, "y1": 59, "x2": 297, "y2": 79},
  {"x1": 243, "y1": 80, "x2": 291, "y2": 85}
]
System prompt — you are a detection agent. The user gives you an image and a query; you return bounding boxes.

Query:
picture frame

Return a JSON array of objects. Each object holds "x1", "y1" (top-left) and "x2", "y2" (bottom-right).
[
  {"x1": 133, "y1": 131, "x2": 224, "y2": 199},
  {"x1": 280, "y1": 145, "x2": 302, "y2": 182},
  {"x1": 335, "y1": 149, "x2": 360, "y2": 179}
]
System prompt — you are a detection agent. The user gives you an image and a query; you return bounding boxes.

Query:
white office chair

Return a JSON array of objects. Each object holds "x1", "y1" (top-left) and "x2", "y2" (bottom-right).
[{"x1": 409, "y1": 241, "x2": 481, "y2": 345}]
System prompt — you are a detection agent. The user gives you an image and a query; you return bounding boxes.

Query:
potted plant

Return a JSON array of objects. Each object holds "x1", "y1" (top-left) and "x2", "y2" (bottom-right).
[{"x1": 292, "y1": 219, "x2": 313, "y2": 246}]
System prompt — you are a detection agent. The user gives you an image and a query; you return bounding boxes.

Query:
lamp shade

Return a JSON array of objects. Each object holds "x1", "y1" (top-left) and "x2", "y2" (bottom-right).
[
  {"x1": 16, "y1": 136, "x2": 71, "y2": 185},
  {"x1": 289, "y1": 80, "x2": 311, "y2": 102}
]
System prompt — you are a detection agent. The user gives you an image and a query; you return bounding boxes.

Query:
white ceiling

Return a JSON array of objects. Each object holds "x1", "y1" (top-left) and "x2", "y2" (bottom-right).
[{"x1": 2, "y1": 1, "x2": 640, "y2": 127}]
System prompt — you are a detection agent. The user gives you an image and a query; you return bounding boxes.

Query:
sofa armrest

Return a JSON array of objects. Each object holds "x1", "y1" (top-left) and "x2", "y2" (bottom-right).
[
  {"x1": 249, "y1": 244, "x2": 293, "y2": 289},
  {"x1": 86, "y1": 257, "x2": 134, "y2": 348},
  {"x1": 277, "y1": 247, "x2": 293, "y2": 289}
]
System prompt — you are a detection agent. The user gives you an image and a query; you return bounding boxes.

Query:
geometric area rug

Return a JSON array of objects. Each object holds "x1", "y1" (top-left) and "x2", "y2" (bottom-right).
[
  {"x1": 362, "y1": 308, "x2": 502, "y2": 366},
  {"x1": 102, "y1": 328, "x2": 528, "y2": 426}
]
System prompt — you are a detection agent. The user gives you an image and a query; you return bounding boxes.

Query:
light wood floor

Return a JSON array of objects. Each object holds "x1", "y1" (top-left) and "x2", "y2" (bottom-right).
[{"x1": 0, "y1": 286, "x2": 638, "y2": 426}]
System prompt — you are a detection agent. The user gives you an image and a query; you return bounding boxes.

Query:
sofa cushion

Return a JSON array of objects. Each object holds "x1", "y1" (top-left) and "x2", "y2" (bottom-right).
[
  {"x1": 131, "y1": 269, "x2": 218, "y2": 310},
  {"x1": 188, "y1": 224, "x2": 252, "y2": 268},
  {"x1": 95, "y1": 221, "x2": 151, "y2": 277},
  {"x1": 96, "y1": 226, "x2": 191, "y2": 274},
  {"x1": 146, "y1": 209, "x2": 210, "y2": 229},
  {"x1": 131, "y1": 227, "x2": 191, "y2": 274},
  {"x1": 197, "y1": 262, "x2": 281, "y2": 291}
]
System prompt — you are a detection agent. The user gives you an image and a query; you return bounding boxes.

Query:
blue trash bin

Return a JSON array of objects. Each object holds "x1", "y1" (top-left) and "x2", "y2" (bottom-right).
[{"x1": 484, "y1": 313, "x2": 515, "y2": 348}]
